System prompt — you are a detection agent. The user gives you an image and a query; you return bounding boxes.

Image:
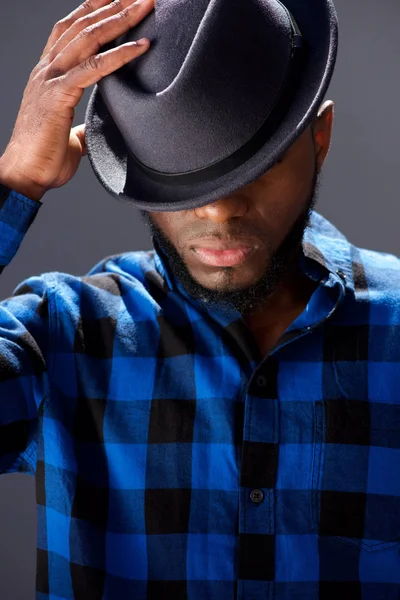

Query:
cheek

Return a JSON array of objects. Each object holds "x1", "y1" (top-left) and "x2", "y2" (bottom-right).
[
  {"x1": 149, "y1": 214, "x2": 180, "y2": 244},
  {"x1": 256, "y1": 170, "x2": 313, "y2": 239}
]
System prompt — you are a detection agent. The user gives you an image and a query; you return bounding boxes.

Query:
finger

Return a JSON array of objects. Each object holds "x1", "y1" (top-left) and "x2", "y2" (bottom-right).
[
  {"x1": 72, "y1": 124, "x2": 87, "y2": 156},
  {"x1": 49, "y1": 0, "x2": 154, "y2": 75},
  {"x1": 41, "y1": 0, "x2": 113, "y2": 60},
  {"x1": 47, "y1": 0, "x2": 134, "y2": 61},
  {"x1": 62, "y1": 39, "x2": 150, "y2": 91}
]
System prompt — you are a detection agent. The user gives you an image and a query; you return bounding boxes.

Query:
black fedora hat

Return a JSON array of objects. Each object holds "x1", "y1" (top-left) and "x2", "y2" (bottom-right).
[{"x1": 85, "y1": 0, "x2": 338, "y2": 212}]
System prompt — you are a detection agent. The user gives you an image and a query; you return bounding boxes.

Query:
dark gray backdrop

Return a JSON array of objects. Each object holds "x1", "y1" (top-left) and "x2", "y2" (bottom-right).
[{"x1": 0, "y1": 0, "x2": 399, "y2": 597}]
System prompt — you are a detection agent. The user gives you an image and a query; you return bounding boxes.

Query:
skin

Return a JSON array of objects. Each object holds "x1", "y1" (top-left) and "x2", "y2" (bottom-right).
[{"x1": 142, "y1": 101, "x2": 334, "y2": 355}]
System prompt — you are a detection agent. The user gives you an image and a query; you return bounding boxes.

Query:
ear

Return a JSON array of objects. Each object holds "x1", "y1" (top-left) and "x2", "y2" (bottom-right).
[{"x1": 314, "y1": 100, "x2": 334, "y2": 172}]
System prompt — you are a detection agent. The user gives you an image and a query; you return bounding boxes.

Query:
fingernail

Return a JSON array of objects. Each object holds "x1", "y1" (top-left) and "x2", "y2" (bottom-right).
[{"x1": 136, "y1": 37, "x2": 149, "y2": 46}]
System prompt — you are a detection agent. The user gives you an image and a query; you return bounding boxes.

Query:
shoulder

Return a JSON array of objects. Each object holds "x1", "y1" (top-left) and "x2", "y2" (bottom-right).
[
  {"x1": 349, "y1": 244, "x2": 400, "y2": 325},
  {"x1": 307, "y1": 213, "x2": 400, "y2": 324},
  {"x1": 28, "y1": 249, "x2": 163, "y2": 319},
  {"x1": 310, "y1": 213, "x2": 400, "y2": 303},
  {"x1": 353, "y1": 245, "x2": 400, "y2": 294}
]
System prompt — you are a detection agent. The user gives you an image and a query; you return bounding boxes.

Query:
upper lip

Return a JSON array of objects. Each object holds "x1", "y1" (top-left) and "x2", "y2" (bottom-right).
[{"x1": 191, "y1": 237, "x2": 261, "y2": 251}]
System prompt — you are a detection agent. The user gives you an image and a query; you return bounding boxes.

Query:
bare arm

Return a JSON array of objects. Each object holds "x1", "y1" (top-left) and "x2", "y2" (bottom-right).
[{"x1": 0, "y1": 0, "x2": 154, "y2": 201}]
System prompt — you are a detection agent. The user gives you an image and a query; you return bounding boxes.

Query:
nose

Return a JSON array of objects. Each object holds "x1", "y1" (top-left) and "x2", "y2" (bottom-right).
[{"x1": 194, "y1": 195, "x2": 248, "y2": 223}]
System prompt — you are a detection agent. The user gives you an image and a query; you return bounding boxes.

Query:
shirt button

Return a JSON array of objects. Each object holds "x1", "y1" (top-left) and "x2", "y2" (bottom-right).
[
  {"x1": 250, "y1": 489, "x2": 265, "y2": 504},
  {"x1": 256, "y1": 375, "x2": 267, "y2": 387}
]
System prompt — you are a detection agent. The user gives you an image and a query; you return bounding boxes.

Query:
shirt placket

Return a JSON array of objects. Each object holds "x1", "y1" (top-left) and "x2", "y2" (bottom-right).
[
  {"x1": 237, "y1": 271, "x2": 346, "y2": 600},
  {"x1": 238, "y1": 358, "x2": 279, "y2": 600}
]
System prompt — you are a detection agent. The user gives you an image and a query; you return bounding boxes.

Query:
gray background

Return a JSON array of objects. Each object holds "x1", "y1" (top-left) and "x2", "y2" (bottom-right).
[{"x1": 0, "y1": 0, "x2": 399, "y2": 597}]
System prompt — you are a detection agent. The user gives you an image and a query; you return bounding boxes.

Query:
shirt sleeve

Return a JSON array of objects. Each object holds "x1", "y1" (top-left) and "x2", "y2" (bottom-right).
[
  {"x1": 0, "y1": 190, "x2": 41, "y2": 274},
  {"x1": 0, "y1": 190, "x2": 51, "y2": 475}
]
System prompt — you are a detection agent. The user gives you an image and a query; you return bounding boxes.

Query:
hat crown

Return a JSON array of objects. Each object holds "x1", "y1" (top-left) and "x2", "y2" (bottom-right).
[
  {"x1": 124, "y1": 0, "x2": 213, "y2": 94},
  {"x1": 85, "y1": 0, "x2": 338, "y2": 211},
  {"x1": 99, "y1": 0, "x2": 295, "y2": 174}
]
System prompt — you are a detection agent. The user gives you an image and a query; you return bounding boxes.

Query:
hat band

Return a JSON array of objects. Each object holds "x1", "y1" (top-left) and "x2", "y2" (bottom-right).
[{"x1": 126, "y1": 14, "x2": 307, "y2": 187}]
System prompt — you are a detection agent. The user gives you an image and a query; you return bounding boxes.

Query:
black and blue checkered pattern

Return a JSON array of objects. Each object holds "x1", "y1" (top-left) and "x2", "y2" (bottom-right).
[{"x1": 0, "y1": 190, "x2": 400, "y2": 599}]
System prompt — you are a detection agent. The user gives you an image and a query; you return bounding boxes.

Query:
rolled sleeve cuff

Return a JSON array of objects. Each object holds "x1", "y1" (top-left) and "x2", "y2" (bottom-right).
[{"x1": 0, "y1": 191, "x2": 41, "y2": 266}]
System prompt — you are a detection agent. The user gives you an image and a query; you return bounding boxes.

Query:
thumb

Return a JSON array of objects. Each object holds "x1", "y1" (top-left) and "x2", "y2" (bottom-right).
[{"x1": 72, "y1": 124, "x2": 87, "y2": 157}]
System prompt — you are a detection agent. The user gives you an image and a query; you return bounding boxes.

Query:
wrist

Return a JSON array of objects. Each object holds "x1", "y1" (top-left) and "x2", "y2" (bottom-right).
[{"x1": 0, "y1": 154, "x2": 47, "y2": 202}]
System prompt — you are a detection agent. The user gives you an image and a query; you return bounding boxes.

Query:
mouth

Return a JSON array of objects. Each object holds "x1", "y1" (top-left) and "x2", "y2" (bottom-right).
[{"x1": 191, "y1": 239, "x2": 259, "y2": 267}]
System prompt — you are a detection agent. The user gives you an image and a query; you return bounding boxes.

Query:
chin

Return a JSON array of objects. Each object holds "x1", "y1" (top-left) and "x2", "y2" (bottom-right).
[{"x1": 193, "y1": 268, "x2": 262, "y2": 292}]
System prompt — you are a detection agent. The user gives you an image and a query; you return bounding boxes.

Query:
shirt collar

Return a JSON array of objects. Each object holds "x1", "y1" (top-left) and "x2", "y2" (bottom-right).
[{"x1": 301, "y1": 211, "x2": 354, "y2": 292}]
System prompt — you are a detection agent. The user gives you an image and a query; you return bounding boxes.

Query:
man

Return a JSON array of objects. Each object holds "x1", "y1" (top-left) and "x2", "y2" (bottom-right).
[{"x1": 0, "y1": 0, "x2": 399, "y2": 598}]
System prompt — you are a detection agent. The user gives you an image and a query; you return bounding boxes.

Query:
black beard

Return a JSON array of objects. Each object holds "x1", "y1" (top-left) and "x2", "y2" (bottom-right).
[{"x1": 140, "y1": 166, "x2": 321, "y2": 316}]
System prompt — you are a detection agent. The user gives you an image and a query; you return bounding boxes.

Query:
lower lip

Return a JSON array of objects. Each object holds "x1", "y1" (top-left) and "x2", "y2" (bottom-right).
[{"x1": 193, "y1": 247, "x2": 254, "y2": 267}]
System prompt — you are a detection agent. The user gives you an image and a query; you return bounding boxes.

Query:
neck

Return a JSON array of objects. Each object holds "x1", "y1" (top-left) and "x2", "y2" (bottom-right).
[{"x1": 245, "y1": 258, "x2": 318, "y2": 357}]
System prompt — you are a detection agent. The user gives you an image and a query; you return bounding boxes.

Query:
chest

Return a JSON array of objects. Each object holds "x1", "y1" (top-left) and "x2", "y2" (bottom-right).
[{"x1": 39, "y1": 333, "x2": 400, "y2": 590}]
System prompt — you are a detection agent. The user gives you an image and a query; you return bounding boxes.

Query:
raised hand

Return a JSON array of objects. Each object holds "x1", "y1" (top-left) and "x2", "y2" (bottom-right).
[{"x1": 0, "y1": 0, "x2": 154, "y2": 201}]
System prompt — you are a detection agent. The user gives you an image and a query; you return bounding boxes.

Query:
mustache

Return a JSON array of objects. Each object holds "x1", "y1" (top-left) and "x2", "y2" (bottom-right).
[
  {"x1": 141, "y1": 211, "x2": 268, "y2": 247},
  {"x1": 185, "y1": 231, "x2": 262, "y2": 242},
  {"x1": 183, "y1": 224, "x2": 267, "y2": 244}
]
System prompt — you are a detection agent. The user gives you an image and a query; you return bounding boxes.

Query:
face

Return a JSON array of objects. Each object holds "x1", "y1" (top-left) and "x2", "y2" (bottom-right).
[{"x1": 140, "y1": 105, "x2": 333, "y2": 315}]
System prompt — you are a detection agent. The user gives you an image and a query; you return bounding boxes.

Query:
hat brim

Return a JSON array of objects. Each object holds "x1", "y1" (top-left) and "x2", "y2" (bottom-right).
[{"x1": 85, "y1": 0, "x2": 338, "y2": 212}]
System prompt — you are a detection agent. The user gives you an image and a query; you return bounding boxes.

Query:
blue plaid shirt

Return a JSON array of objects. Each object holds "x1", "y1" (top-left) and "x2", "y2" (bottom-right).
[{"x1": 1, "y1": 189, "x2": 400, "y2": 599}]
